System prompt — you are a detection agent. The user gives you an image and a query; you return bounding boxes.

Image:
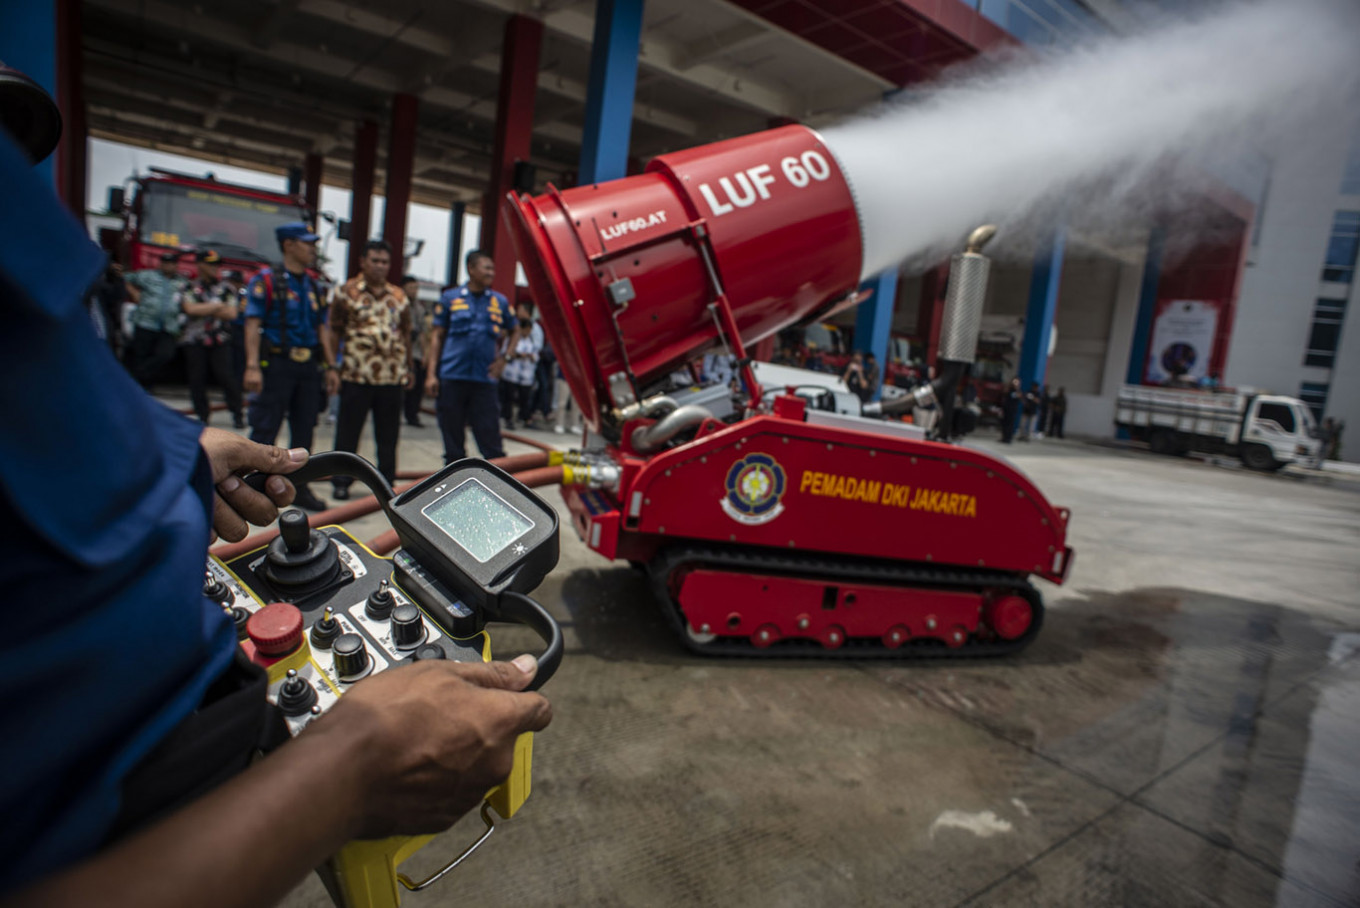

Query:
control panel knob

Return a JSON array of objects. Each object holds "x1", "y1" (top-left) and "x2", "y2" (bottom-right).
[
  {"x1": 246, "y1": 603, "x2": 304, "y2": 656},
  {"x1": 411, "y1": 643, "x2": 446, "y2": 661},
  {"x1": 365, "y1": 580, "x2": 395, "y2": 621},
  {"x1": 309, "y1": 607, "x2": 341, "y2": 650},
  {"x1": 230, "y1": 606, "x2": 250, "y2": 641},
  {"x1": 279, "y1": 509, "x2": 312, "y2": 554},
  {"x1": 204, "y1": 570, "x2": 232, "y2": 605},
  {"x1": 277, "y1": 668, "x2": 318, "y2": 717},
  {"x1": 332, "y1": 633, "x2": 372, "y2": 681},
  {"x1": 390, "y1": 603, "x2": 426, "y2": 650}
]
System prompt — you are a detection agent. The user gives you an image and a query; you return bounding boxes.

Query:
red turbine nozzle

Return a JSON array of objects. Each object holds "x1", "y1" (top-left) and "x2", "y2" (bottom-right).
[{"x1": 504, "y1": 125, "x2": 864, "y2": 429}]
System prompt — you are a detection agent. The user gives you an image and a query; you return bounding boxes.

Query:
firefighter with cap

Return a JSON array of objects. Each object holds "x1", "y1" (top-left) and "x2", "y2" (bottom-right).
[
  {"x1": 242, "y1": 221, "x2": 337, "y2": 511},
  {"x1": 177, "y1": 248, "x2": 245, "y2": 428}
]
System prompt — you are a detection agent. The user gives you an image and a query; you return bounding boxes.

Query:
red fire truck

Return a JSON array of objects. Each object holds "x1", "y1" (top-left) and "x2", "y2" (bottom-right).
[{"x1": 103, "y1": 168, "x2": 312, "y2": 280}]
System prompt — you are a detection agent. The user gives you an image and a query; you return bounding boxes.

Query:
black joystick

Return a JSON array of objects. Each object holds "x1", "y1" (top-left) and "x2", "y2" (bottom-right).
[
  {"x1": 390, "y1": 603, "x2": 426, "y2": 650},
  {"x1": 332, "y1": 633, "x2": 372, "y2": 681},
  {"x1": 230, "y1": 606, "x2": 250, "y2": 640},
  {"x1": 365, "y1": 580, "x2": 395, "y2": 621},
  {"x1": 204, "y1": 570, "x2": 232, "y2": 605},
  {"x1": 262, "y1": 509, "x2": 344, "y2": 597},
  {"x1": 277, "y1": 669, "x2": 318, "y2": 716},
  {"x1": 411, "y1": 643, "x2": 446, "y2": 661},
  {"x1": 309, "y1": 607, "x2": 341, "y2": 649}
]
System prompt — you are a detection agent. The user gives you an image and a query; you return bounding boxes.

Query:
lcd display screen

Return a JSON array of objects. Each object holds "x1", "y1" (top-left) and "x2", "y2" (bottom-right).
[{"x1": 422, "y1": 478, "x2": 534, "y2": 563}]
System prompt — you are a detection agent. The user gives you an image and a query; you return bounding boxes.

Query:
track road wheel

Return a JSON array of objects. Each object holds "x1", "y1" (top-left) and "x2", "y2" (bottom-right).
[
  {"x1": 1241, "y1": 444, "x2": 1277, "y2": 472},
  {"x1": 986, "y1": 594, "x2": 1034, "y2": 641},
  {"x1": 820, "y1": 624, "x2": 847, "y2": 650},
  {"x1": 883, "y1": 625, "x2": 910, "y2": 649},
  {"x1": 752, "y1": 623, "x2": 780, "y2": 648}
]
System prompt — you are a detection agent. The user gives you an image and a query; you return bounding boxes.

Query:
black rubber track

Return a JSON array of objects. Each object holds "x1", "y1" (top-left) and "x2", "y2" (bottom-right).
[{"x1": 647, "y1": 544, "x2": 1045, "y2": 659}]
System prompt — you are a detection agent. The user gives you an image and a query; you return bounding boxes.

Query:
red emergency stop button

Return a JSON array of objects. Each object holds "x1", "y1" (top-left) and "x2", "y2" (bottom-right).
[{"x1": 246, "y1": 602, "x2": 305, "y2": 655}]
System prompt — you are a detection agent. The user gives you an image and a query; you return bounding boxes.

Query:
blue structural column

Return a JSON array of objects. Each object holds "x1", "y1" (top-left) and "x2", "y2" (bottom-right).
[
  {"x1": 579, "y1": 0, "x2": 645, "y2": 184},
  {"x1": 1125, "y1": 226, "x2": 1166, "y2": 386},
  {"x1": 1, "y1": 1, "x2": 58, "y2": 185},
  {"x1": 855, "y1": 269, "x2": 898, "y2": 401},
  {"x1": 1018, "y1": 228, "x2": 1066, "y2": 392}
]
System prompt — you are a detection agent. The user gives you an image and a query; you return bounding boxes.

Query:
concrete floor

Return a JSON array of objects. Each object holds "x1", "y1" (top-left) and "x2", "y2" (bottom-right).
[{"x1": 182, "y1": 398, "x2": 1360, "y2": 907}]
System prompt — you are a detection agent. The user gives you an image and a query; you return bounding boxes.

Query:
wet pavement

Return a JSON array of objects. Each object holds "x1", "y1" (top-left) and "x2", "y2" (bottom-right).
[{"x1": 201, "y1": 402, "x2": 1360, "y2": 908}]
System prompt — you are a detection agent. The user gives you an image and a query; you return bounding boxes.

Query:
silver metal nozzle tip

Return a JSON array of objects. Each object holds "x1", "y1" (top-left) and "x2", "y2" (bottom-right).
[{"x1": 965, "y1": 225, "x2": 998, "y2": 254}]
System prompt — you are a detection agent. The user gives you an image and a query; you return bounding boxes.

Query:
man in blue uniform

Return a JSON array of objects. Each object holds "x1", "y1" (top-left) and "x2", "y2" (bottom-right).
[
  {"x1": 124, "y1": 250, "x2": 186, "y2": 388},
  {"x1": 0, "y1": 114, "x2": 550, "y2": 906},
  {"x1": 425, "y1": 249, "x2": 514, "y2": 462},
  {"x1": 242, "y1": 223, "x2": 338, "y2": 511}
]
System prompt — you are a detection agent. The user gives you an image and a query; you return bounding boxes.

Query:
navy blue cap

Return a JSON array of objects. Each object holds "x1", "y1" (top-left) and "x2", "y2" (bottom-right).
[{"x1": 275, "y1": 221, "x2": 319, "y2": 243}]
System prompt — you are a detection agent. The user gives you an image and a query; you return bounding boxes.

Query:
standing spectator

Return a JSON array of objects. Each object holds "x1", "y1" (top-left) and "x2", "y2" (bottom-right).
[
  {"x1": 402, "y1": 274, "x2": 428, "y2": 428},
  {"x1": 1036, "y1": 384, "x2": 1052, "y2": 438},
  {"x1": 1019, "y1": 381, "x2": 1041, "y2": 440},
  {"x1": 863, "y1": 352, "x2": 881, "y2": 400},
  {"x1": 1049, "y1": 387, "x2": 1068, "y2": 439},
  {"x1": 93, "y1": 261, "x2": 128, "y2": 355},
  {"x1": 426, "y1": 250, "x2": 514, "y2": 463},
  {"x1": 124, "y1": 251, "x2": 185, "y2": 389},
  {"x1": 805, "y1": 344, "x2": 826, "y2": 373},
  {"x1": 1000, "y1": 377, "x2": 1022, "y2": 444},
  {"x1": 177, "y1": 249, "x2": 245, "y2": 427},
  {"x1": 702, "y1": 351, "x2": 735, "y2": 388},
  {"x1": 1327, "y1": 418, "x2": 1345, "y2": 461},
  {"x1": 242, "y1": 222, "x2": 336, "y2": 512},
  {"x1": 498, "y1": 301, "x2": 541, "y2": 430},
  {"x1": 531, "y1": 326, "x2": 558, "y2": 429},
  {"x1": 323, "y1": 240, "x2": 413, "y2": 500},
  {"x1": 843, "y1": 351, "x2": 871, "y2": 404},
  {"x1": 222, "y1": 269, "x2": 249, "y2": 388}
]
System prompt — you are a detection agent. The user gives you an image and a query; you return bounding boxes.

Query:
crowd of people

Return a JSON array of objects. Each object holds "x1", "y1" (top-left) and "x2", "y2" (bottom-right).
[
  {"x1": 999, "y1": 379, "x2": 1067, "y2": 444},
  {"x1": 90, "y1": 232, "x2": 577, "y2": 510}
]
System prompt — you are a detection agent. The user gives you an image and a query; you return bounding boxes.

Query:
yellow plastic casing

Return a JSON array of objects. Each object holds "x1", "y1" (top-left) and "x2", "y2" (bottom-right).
[{"x1": 218, "y1": 532, "x2": 537, "y2": 908}]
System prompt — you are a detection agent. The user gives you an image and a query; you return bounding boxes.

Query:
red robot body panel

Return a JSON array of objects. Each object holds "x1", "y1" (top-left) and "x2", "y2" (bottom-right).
[{"x1": 625, "y1": 414, "x2": 1070, "y2": 583}]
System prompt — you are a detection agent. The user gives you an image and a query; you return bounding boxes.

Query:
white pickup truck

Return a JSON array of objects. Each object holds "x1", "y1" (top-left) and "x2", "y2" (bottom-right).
[{"x1": 1115, "y1": 384, "x2": 1322, "y2": 471}]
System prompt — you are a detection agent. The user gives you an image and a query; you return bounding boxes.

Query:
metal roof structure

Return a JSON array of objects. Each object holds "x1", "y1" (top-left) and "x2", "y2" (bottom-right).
[{"x1": 81, "y1": 0, "x2": 1061, "y2": 209}]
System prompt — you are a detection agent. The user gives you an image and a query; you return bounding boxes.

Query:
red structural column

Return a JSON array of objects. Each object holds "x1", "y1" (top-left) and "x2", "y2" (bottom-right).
[
  {"x1": 382, "y1": 93, "x2": 419, "y2": 278},
  {"x1": 302, "y1": 151, "x2": 323, "y2": 220},
  {"x1": 482, "y1": 15, "x2": 542, "y2": 299},
  {"x1": 54, "y1": 0, "x2": 85, "y2": 216},
  {"x1": 916, "y1": 262, "x2": 948, "y2": 367},
  {"x1": 346, "y1": 119, "x2": 378, "y2": 278}
]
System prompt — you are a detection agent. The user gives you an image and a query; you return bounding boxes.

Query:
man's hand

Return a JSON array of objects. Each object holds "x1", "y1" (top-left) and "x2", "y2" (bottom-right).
[
  {"x1": 199, "y1": 427, "x2": 307, "y2": 542},
  {"x1": 314, "y1": 656, "x2": 553, "y2": 838},
  {"x1": 404, "y1": 371, "x2": 416, "y2": 391},
  {"x1": 325, "y1": 369, "x2": 341, "y2": 397},
  {"x1": 243, "y1": 365, "x2": 263, "y2": 394},
  {"x1": 425, "y1": 374, "x2": 440, "y2": 398}
]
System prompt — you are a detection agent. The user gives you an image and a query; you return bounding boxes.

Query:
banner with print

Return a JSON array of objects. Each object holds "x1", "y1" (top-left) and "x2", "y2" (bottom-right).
[{"x1": 1145, "y1": 299, "x2": 1220, "y2": 384}]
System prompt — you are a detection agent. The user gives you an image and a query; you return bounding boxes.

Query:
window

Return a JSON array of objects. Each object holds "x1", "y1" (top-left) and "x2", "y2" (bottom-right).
[
  {"x1": 1256, "y1": 402, "x2": 1296, "y2": 433},
  {"x1": 1321, "y1": 211, "x2": 1360, "y2": 284},
  {"x1": 1299, "y1": 382, "x2": 1329, "y2": 421},
  {"x1": 1342, "y1": 124, "x2": 1360, "y2": 195},
  {"x1": 1303, "y1": 297, "x2": 1349, "y2": 367}
]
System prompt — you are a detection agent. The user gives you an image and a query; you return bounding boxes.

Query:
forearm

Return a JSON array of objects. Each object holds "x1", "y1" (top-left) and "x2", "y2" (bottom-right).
[
  {"x1": 244, "y1": 319, "x2": 262, "y2": 368},
  {"x1": 426, "y1": 329, "x2": 445, "y2": 379},
  {"x1": 321, "y1": 327, "x2": 338, "y2": 369},
  {"x1": 2, "y1": 727, "x2": 363, "y2": 908}
]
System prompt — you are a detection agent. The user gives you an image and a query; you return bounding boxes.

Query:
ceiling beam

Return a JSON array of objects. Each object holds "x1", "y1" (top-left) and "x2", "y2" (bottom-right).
[
  {"x1": 462, "y1": 0, "x2": 802, "y2": 117},
  {"x1": 673, "y1": 21, "x2": 769, "y2": 71}
]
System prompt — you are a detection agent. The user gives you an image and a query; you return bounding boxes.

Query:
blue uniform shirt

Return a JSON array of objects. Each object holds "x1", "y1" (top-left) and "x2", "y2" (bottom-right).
[
  {"x1": 244, "y1": 268, "x2": 325, "y2": 348},
  {"x1": 434, "y1": 284, "x2": 514, "y2": 383},
  {"x1": 0, "y1": 131, "x2": 236, "y2": 892}
]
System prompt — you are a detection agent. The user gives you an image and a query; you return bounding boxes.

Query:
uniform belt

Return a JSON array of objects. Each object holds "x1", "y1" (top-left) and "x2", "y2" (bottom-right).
[{"x1": 265, "y1": 344, "x2": 321, "y2": 363}]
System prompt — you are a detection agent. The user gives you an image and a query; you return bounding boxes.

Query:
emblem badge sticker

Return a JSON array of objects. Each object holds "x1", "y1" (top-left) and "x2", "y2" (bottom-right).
[{"x1": 721, "y1": 453, "x2": 786, "y2": 525}]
